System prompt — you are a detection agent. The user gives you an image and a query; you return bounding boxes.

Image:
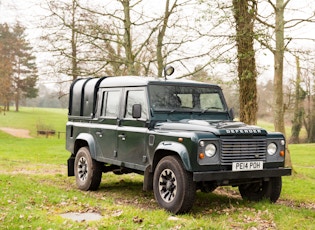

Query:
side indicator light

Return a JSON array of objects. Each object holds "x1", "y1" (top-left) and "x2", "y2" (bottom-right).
[
  {"x1": 280, "y1": 151, "x2": 285, "y2": 157},
  {"x1": 199, "y1": 153, "x2": 205, "y2": 159},
  {"x1": 178, "y1": 137, "x2": 183, "y2": 143}
]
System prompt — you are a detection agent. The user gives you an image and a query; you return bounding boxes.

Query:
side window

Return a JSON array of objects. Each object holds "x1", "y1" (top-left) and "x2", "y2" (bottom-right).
[
  {"x1": 125, "y1": 90, "x2": 148, "y2": 119},
  {"x1": 101, "y1": 90, "x2": 121, "y2": 117}
]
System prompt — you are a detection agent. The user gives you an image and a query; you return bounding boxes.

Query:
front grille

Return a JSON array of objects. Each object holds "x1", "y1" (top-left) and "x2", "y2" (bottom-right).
[{"x1": 221, "y1": 138, "x2": 266, "y2": 165}]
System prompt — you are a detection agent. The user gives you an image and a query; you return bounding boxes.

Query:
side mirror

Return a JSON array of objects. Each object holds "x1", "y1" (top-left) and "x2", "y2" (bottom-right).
[
  {"x1": 163, "y1": 65, "x2": 175, "y2": 80},
  {"x1": 229, "y1": 108, "x2": 235, "y2": 120},
  {"x1": 132, "y1": 104, "x2": 142, "y2": 119}
]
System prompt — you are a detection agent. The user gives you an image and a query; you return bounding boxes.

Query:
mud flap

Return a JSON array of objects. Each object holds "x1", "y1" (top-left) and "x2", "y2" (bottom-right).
[
  {"x1": 143, "y1": 166, "x2": 153, "y2": 191},
  {"x1": 67, "y1": 156, "x2": 75, "y2": 176}
]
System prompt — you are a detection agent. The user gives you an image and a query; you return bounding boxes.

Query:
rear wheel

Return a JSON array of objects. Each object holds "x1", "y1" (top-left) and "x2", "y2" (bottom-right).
[
  {"x1": 239, "y1": 177, "x2": 282, "y2": 202},
  {"x1": 74, "y1": 147, "x2": 102, "y2": 191},
  {"x1": 153, "y1": 155, "x2": 196, "y2": 214}
]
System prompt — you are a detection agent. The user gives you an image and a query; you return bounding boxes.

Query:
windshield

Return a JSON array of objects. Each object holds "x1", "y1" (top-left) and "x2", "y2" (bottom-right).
[{"x1": 148, "y1": 84, "x2": 226, "y2": 113}]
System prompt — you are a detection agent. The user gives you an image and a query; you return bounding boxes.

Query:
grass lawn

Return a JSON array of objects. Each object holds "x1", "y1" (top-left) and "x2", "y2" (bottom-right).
[
  {"x1": 0, "y1": 107, "x2": 67, "y2": 136},
  {"x1": 0, "y1": 107, "x2": 314, "y2": 229}
]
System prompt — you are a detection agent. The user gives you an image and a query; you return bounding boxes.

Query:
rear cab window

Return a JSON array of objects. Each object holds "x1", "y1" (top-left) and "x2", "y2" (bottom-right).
[{"x1": 100, "y1": 90, "x2": 121, "y2": 118}]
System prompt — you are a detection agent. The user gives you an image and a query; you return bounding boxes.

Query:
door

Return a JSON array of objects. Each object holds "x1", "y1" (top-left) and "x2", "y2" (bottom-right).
[
  {"x1": 93, "y1": 89, "x2": 121, "y2": 162},
  {"x1": 117, "y1": 88, "x2": 148, "y2": 170}
]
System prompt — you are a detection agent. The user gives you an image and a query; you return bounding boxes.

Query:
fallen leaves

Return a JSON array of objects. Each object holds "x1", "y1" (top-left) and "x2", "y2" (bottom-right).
[
  {"x1": 132, "y1": 216, "x2": 143, "y2": 223},
  {"x1": 202, "y1": 203, "x2": 277, "y2": 230},
  {"x1": 278, "y1": 199, "x2": 315, "y2": 210},
  {"x1": 111, "y1": 209, "x2": 123, "y2": 217}
]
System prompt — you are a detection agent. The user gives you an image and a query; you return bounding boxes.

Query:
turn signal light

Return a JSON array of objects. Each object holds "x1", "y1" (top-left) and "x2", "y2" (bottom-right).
[
  {"x1": 178, "y1": 137, "x2": 183, "y2": 143},
  {"x1": 199, "y1": 153, "x2": 205, "y2": 159},
  {"x1": 280, "y1": 150, "x2": 285, "y2": 157}
]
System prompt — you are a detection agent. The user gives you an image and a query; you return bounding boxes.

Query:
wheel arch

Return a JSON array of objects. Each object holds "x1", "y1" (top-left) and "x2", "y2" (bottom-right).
[
  {"x1": 143, "y1": 141, "x2": 192, "y2": 192},
  {"x1": 152, "y1": 141, "x2": 192, "y2": 172},
  {"x1": 74, "y1": 133, "x2": 96, "y2": 159}
]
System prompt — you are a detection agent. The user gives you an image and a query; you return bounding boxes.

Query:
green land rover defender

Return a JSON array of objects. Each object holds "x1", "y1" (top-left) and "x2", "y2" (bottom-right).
[{"x1": 66, "y1": 74, "x2": 291, "y2": 214}]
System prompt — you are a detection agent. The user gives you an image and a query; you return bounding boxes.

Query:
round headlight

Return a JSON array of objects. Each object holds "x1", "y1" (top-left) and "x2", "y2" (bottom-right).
[
  {"x1": 267, "y1": 143, "x2": 277, "y2": 155},
  {"x1": 205, "y1": 144, "x2": 216, "y2": 157}
]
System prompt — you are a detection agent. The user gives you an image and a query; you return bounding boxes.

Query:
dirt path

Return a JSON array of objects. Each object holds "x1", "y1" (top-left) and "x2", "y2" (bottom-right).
[{"x1": 0, "y1": 127, "x2": 32, "y2": 138}]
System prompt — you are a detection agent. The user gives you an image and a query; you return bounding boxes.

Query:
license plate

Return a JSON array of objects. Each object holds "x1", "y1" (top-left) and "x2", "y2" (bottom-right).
[{"x1": 232, "y1": 161, "x2": 263, "y2": 171}]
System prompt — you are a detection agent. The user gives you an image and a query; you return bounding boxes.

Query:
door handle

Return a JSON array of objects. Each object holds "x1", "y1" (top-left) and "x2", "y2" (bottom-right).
[
  {"x1": 96, "y1": 131, "x2": 103, "y2": 137},
  {"x1": 118, "y1": 134, "x2": 126, "y2": 141}
]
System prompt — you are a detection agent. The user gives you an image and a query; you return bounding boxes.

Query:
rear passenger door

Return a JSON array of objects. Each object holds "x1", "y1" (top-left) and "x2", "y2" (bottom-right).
[
  {"x1": 93, "y1": 89, "x2": 121, "y2": 162},
  {"x1": 117, "y1": 88, "x2": 148, "y2": 170}
]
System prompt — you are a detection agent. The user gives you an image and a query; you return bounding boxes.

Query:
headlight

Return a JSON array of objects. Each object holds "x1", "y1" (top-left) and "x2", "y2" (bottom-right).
[
  {"x1": 205, "y1": 144, "x2": 216, "y2": 157},
  {"x1": 267, "y1": 143, "x2": 277, "y2": 155}
]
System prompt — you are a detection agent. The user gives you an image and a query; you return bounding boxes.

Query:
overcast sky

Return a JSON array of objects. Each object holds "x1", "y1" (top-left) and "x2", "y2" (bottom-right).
[{"x1": 1, "y1": 0, "x2": 315, "y2": 85}]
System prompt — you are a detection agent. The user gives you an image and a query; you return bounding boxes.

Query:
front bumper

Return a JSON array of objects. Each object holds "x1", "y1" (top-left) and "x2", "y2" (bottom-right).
[{"x1": 193, "y1": 168, "x2": 292, "y2": 182}]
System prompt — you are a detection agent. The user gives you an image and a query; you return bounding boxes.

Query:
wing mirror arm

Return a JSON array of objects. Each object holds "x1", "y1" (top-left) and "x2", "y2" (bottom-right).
[{"x1": 229, "y1": 108, "x2": 235, "y2": 120}]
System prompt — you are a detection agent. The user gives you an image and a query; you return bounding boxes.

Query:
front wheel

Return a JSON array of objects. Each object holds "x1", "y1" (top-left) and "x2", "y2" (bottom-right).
[
  {"x1": 153, "y1": 155, "x2": 196, "y2": 214},
  {"x1": 74, "y1": 147, "x2": 102, "y2": 191},
  {"x1": 239, "y1": 177, "x2": 282, "y2": 202}
]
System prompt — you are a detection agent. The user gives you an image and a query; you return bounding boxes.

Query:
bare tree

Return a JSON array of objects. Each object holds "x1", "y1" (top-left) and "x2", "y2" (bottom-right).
[
  {"x1": 254, "y1": 0, "x2": 315, "y2": 165},
  {"x1": 41, "y1": 0, "x2": 89, "y2": 81},
  {"x1": 255, "y1": 0, "x2": 315, "y2": 134},
  {"x1": 156, "y1": 0, "x2": 177, "y2": 78},
  {"x1": 273, "y1": 0, "x2": 286, "y2": 134},
  {"x1": 41, "y1": 0, "x2": 221, "y2": 84},
  {"x1": 303, "y1": 62, "x2": 315, "y2": 142},
  {"x1": 290, "y1": 56, "x2": 305, "y2": 143},
  {"x1": 309, "y1": 85, "x2": 315, "y2": 142}
]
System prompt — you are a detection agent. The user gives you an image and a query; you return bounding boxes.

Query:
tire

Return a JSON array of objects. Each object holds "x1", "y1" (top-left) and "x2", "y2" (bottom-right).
[
  {"x1": 74, "y1": 147, "x2": 102, "y2": 191},
  {"x1": 153, "y1": 155, "x2": 196, "y2": 214},
  {"x1": 239, "y1": 177, "x2": 282, "y2": 203}
]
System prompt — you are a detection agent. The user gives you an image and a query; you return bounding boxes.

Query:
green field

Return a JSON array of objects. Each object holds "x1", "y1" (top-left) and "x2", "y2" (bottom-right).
[{"x1": 0, "y1": 107, "x2": 314, "y2": 229}]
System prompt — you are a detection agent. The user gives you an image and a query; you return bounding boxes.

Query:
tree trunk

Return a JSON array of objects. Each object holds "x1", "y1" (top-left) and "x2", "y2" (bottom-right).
[
  {"x1": 303, "y1": 75, "x2": 311, "y2": 141},
  {"x1": 121, "y1": 0, "x2": 136, "y2": 75},
  {"x1": 309, "y1": 95, "x2": 315, "y2": 142},
  {"x1": 290, "y1": 56, "x2": 303, "y2": 144},
  {"x1": 15, "y1": 89, "x2": 20, "y2": 112},
  {"x1": 5, "y1": 101, "x2": 10, "y2": 111},
  {"x1": 274, "y1": 0, "x2": 292, "y2": 167},
  {"x1": 232, "y1": 0, "x2": 257, "y2": 125},
  {"x1": 71, "y1": 0, "x2": 79, "y2": 81},
  {"x1": 157, "y1": 0, "x2": 171, "y2": 78},
  {"x1": 274, "y1": 0, "x2": 285, "y2": 134}
]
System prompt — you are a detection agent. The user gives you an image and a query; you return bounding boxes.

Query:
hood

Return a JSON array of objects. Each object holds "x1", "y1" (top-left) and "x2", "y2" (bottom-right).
[{"x1": 154, "y1": 119, "x2": 267, "y2": 136}]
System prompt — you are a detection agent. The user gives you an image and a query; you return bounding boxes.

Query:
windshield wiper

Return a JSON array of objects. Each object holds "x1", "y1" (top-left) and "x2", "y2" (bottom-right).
[
  {"x1": 201, "y1": 107, "x2": 223, "y2": 113},
  {"x1": 168, "y1": 109, "x2": 180, "y2": 114}
]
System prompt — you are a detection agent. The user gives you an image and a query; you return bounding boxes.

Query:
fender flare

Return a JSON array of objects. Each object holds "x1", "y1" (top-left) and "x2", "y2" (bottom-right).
[
  {"x1": 155, "y1": 141, "x2": 192, "y2": 171},
  {"x1": 75, "y1": 133, "x2": 96, "y2": 159}
]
